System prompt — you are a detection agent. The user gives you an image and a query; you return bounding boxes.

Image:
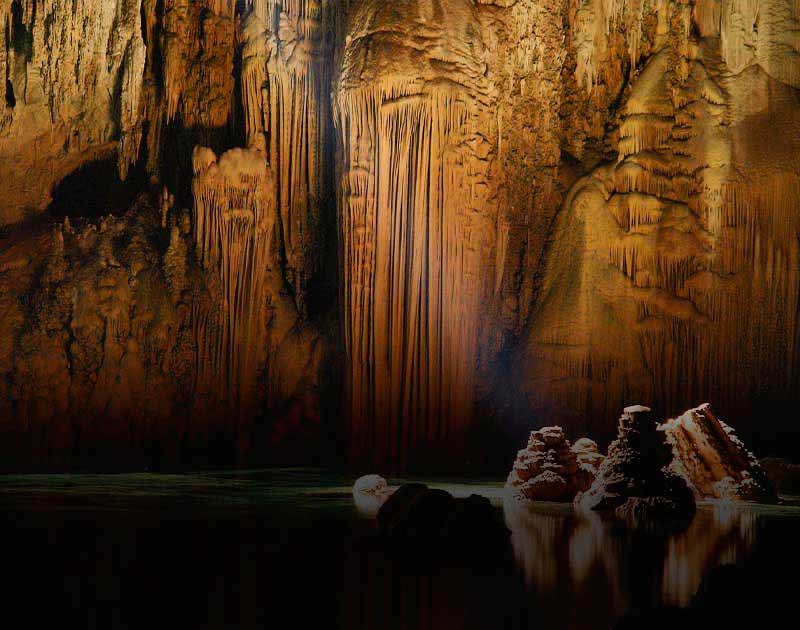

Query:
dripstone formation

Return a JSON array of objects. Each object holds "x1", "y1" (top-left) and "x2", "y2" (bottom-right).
[
  {"x1": 506, "y1": 427, "x2": 604, "y2": 501},
  {"x1": 0, "y1": 1, "x2": 798, "y2": 470}
]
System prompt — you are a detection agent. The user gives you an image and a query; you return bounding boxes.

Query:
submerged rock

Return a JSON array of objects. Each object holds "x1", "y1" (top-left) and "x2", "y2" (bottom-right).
[
  {"x1": 660, "y1": 404, "x2": 777, "y2": 503},
  {"x1": 575, "y1": 406, "x2": 695, "y2": 523},
  {"x1": 376, "y1": 484, "x2": 508, "y2": 550},
  {"x1": 506, "y1": 427, "x2": 604, "y2": 501}
]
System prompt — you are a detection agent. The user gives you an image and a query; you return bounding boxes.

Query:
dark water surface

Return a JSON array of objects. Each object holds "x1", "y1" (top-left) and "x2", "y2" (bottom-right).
[{"x1": 1, "y1": 469, "x2": 798, "y2": 629}]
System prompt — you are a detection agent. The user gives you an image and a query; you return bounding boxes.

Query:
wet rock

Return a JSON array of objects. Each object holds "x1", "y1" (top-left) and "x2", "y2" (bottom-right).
[
  {"x1": 506, "y1": 427, "x2": 603, "y2": 501},
  {"x1": 575, "y1": 406, "x2": 696, "y2": 522},
  {"x1": 376, "y1": 484, "x2": 508, "y2": 549},
  {"x1": 660, "y1": 404, "x2": 777, "y2": 503},
  {"x1": 352, "y1": 475, "x2": 391, "y2": 517},
  {"x1": 760, "y1": 457, "x2": 800, "y2": 496}
]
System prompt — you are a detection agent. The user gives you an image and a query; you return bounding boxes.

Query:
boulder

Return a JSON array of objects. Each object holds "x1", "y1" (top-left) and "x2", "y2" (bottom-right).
[
  {"x1": 376, "y1": 484, "x2": 508, "y2": 549},
  {"x1": 352, "y1": 474, "x2": 391, "y2": 516}
]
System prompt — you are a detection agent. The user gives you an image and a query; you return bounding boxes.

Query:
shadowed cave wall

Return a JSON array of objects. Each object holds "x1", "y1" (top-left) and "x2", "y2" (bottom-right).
[{"x1": 0, "y1": 0, "x2": 798, "y2": 471}]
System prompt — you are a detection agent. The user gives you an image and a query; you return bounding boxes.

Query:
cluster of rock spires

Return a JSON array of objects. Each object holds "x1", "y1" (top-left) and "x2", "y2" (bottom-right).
[
  {"x1": 506, "y1": 403, "x2": 777, "y2": 515},
  {"x1": 1, "y1": 0, "x2": 799, "y2": 469},
  {"x1": 357, "y1": 404, "x2": 776, "y2": 540}
]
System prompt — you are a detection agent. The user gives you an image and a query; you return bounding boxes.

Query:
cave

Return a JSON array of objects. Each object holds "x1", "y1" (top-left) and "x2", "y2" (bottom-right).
[
  {"x1": 0, "y1": 1, "x2": 799, "y2": 627},
  {"x1": 46, "y1": 156, "x2": 148, "y2": 219}
]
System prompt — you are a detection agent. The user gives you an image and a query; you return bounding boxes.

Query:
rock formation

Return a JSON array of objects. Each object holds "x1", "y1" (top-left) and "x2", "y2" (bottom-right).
[
  {"x1": 375, "y1": 482, "x2": 508, "y2": 550},
  {"x1": 1, "y1": 1, "x2": 799, "y2": 470},
  {"x1": 352, "y1": 474, "x2": 391, "y2": 516},
  {"x1": 0, "y1": 0, "x2": 146, "y2": 224},
  {"x1": 660, "y1": 404, "x2": 777, "y2": 502},
  {"x1": 576, "y1": 405, "x2": 696, "y2": 522},
  {"x1": 334, "y1": 0, "x2": 598, "y2": 469},
  {"x1": 760, "y1": 457, "x2": 800, "y2": 495},
  {"x1": 506, "y1": 427, "x2": 604, "y2": 501},
  {"x1": 519, "y1": 0, "x2": 800, "y2": 450}
]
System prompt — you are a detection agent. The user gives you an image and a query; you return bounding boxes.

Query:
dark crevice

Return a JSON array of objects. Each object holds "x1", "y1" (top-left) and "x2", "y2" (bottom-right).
[
  {"x1": 5, "y1": 79, "x2": 15, "y2": 107},
  {"x1": 47, "y1": 157, "x2": 149, "y2": 219}
]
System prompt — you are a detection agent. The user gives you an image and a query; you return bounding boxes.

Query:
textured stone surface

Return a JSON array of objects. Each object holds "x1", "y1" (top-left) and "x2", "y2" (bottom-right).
[
  {"x1": 0, "y1": 1, "x2": 798, "y2": 470},
  {"x1": 506, "y1": 427, "x2": 604, "y2": 501},
  {"x1": 661, "y1": 404, "x2": 777, "y2": 502},
  {"x1": 575, "y1": 405, "x2": 696, "y2": 522},
  {"x1": 518, "y1": 0, "x2": 800, "y2": 450},
  {"x1": 0, "y1": 0, "x2": 146, "y2": 224}
]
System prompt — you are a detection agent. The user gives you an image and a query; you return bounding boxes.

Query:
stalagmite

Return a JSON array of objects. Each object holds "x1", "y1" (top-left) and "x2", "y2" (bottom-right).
[
  {"x1": 506, "y1": 427, "x2": 604, "y2": 501},
  {"x1": 575, "y1": 405, "x2": 696, "y2": 522}
]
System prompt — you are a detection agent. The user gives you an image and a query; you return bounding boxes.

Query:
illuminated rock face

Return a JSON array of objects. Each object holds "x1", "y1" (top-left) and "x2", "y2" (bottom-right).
[
  {"x1": 0, "y1": 1, "x2": 339, "y2": 467},
  {"x1": 521, "y1": 0, "x2": 800, "y2": 446},
  {"x1": 0, "y1": 0, "x2": 146, "y2": 225},
  {"x1": 191, "y1": 146, "x2": 281, "y2": 441},
  {"x1": 0, "y1": 0, "x2": 799, "y2": 470},
  {"x1": 335, "y1": 0, "x2": 497, "y2": 468},
  {"x1": 334, "y1": 0, "x2": 580, "y2": 468},
  {"x1": 660, "y1": 404, "x2": 777, "y2": 502}
]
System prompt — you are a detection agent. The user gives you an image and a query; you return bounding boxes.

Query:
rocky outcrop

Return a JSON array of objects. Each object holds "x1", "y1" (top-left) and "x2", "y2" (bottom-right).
[
  {"x1": 0, "y1": 186, "x2": 324, "y2": 469},
  {"x1": 575, "y1": 406, "x2": 696, "y2": 522},
  {"x1": 520, "y1": 0, "x2": 800, "y2": 452},
  {"x1": 660, "y1": 404, "x2": 777, "y2": 502},
  {"x1": 572, "y1": 437, "x2": 605, "y2": 478},
  {"x1": 760, "y1": 457, "x2": 800, "y2": 496},
  {"x1": 506, "y1": 427, "x2": 603, "y2": 501},
  {"x1": 0, "y1": 0, "x2": 146, "y2": 225}
]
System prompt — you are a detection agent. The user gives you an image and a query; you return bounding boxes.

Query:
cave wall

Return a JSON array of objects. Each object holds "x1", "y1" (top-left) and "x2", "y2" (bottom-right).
[
  {"x1": 0, "y1": 0, "x2": 798, "y2": 470},
  {"x1": 519, "y1": 0, "x2": 800, "y2": 452},
  {"x1": 0, "y1": 0, "x2": 345, "y2": 469},
  {"x1": 0, "y1": 0, "x2": 146, "y2": 224}
]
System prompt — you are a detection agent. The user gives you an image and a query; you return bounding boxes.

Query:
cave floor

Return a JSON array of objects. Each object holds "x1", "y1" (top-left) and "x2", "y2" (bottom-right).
[{"x1": 1, "y1": 469, "x2": 798, "y2": 629}]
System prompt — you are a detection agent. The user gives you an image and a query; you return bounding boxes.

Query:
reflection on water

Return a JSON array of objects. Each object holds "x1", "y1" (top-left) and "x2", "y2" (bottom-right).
[
  {"x1": 661, "y1": 504, "x2": 756, "y2": 606},
  {"x1": 0, "y1": 471, "x2": 797, "y2": 629},
  {"x1": 504, "y1": 498, "x2": 758, "y2": 619}
]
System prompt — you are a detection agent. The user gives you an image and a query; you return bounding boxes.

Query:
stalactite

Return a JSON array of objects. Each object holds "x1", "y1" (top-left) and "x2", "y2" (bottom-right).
[
  {"x1": 523, "y1": 3, "x2": 800, "y2": 443},
  {"x1": 0, "y1": 0, "x2": 11, "y2": 131},
  {"x1": 137, "y1": 0, "x2": 237, "y2": 181},
  {"x1": 227, "y1": 1, "x2": 352, "y2": 310},
  {"x1": 0, "y1": 0, "x2": 147, "y2": 223},
  {"x1": 335, "y1": 0, "x2": 502, "y2": 468},
  {"x1": 720, "y1": 0, "x2": 800, "y2": 88},
  {"x1": 573, "y1": 0, "x2": 668, "y2": 93},
  {"x1": 191, "y1": 146, "x2": 279, "y2": 420}
]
